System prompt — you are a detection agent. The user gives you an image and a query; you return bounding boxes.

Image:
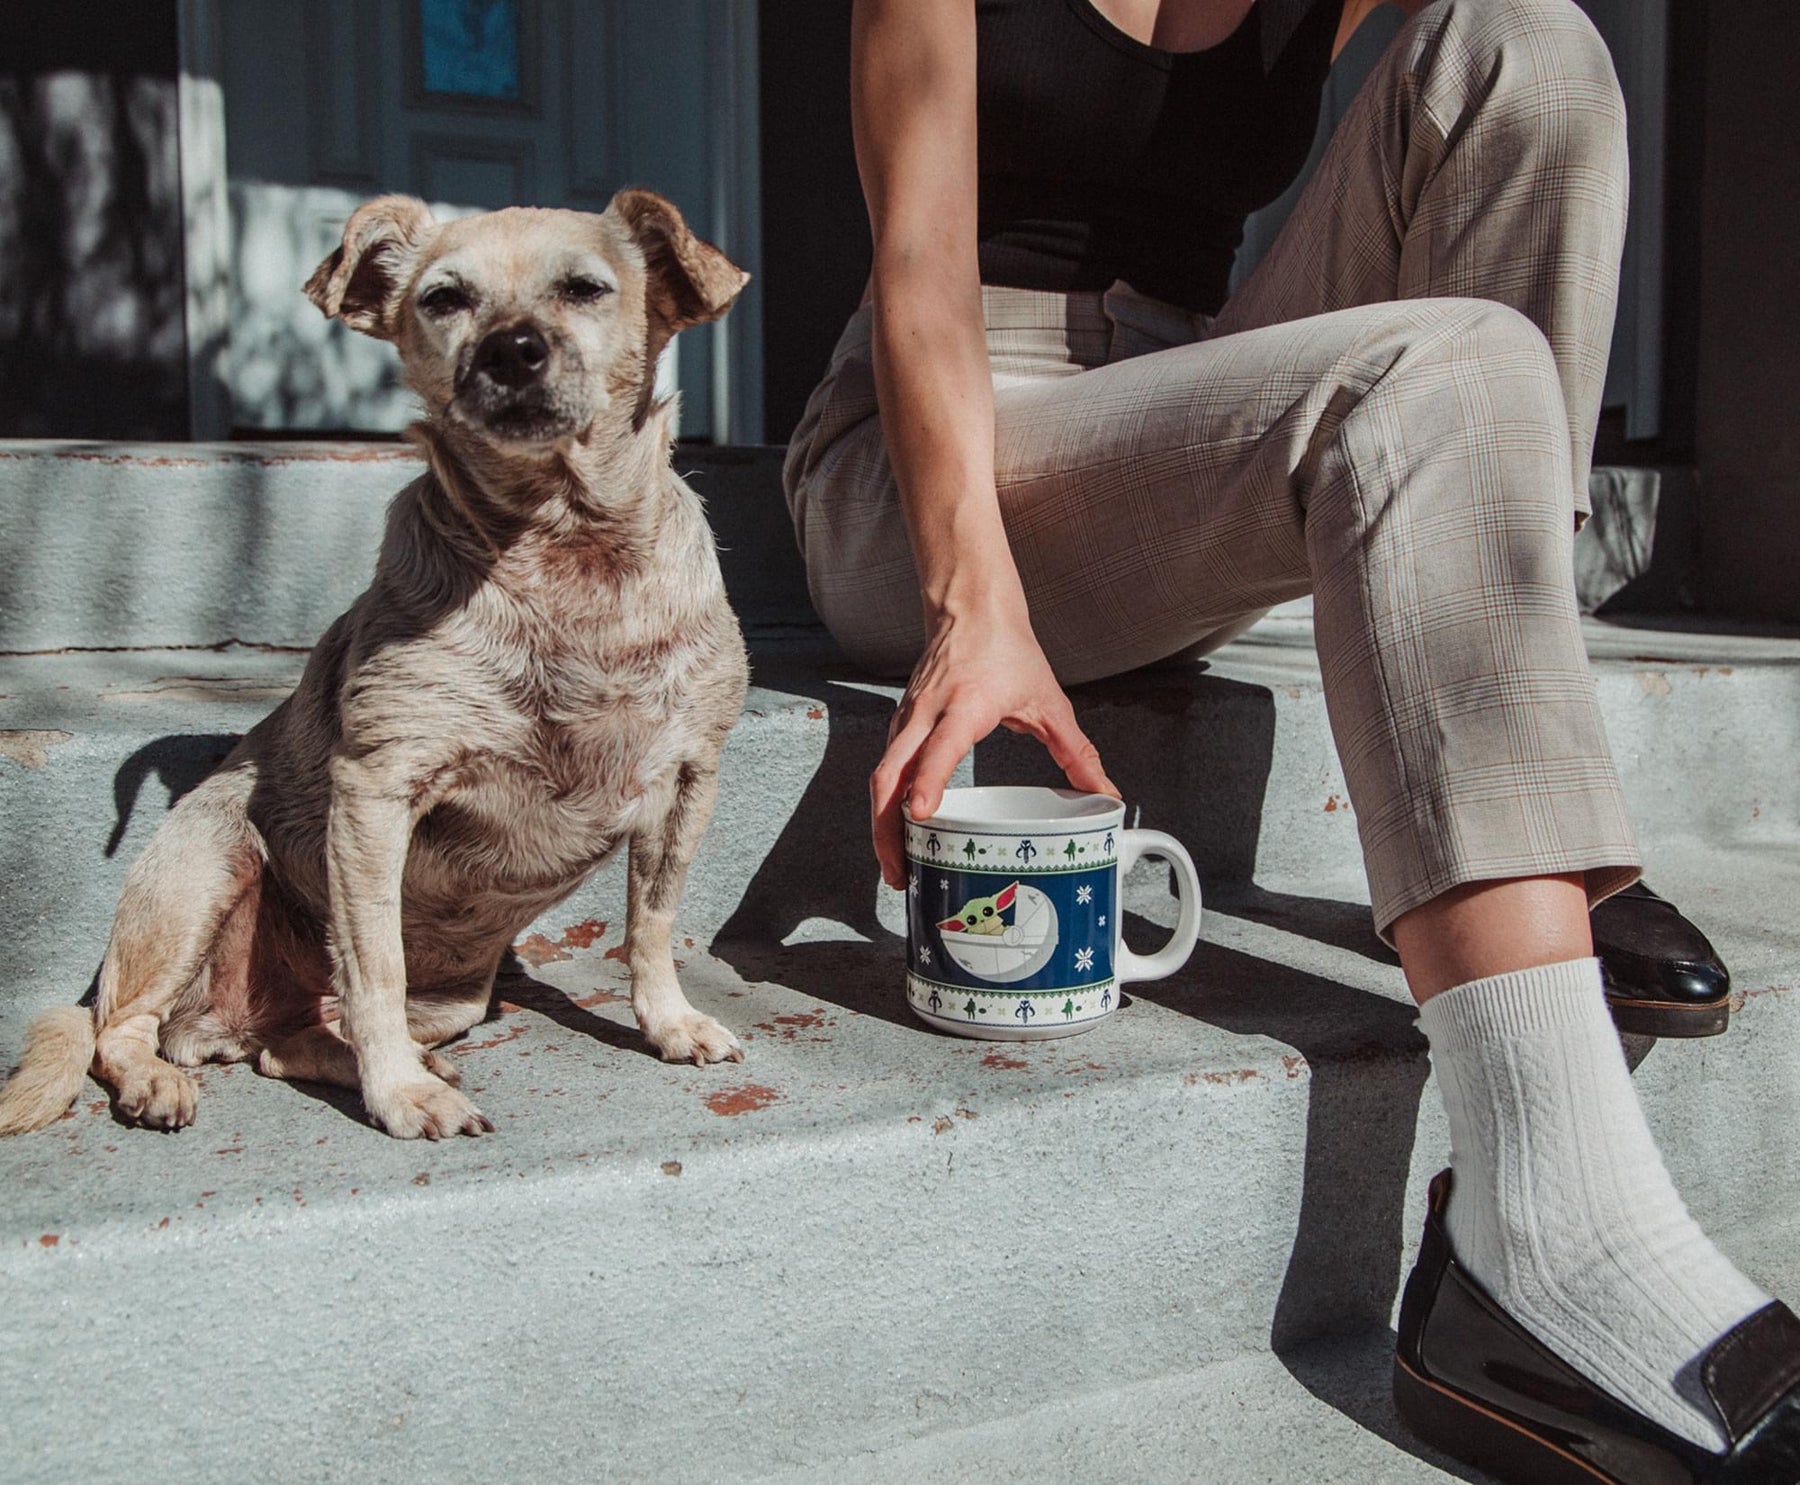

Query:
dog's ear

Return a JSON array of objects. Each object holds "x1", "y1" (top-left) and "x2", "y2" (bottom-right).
[
  {"x1": 304, "y1": 195, "x2": 436, "y2": 340},
  {"x1": 612, "y1": 189, "x2": 749, "y2": 426}
]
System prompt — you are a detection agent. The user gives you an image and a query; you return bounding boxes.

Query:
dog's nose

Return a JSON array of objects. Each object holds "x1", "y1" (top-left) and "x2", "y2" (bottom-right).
[{"x1": 473, "y1": 323, "x2": 550, "y2": 389}]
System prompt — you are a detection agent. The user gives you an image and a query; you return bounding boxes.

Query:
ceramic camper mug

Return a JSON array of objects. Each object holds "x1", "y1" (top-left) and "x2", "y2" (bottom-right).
[{"x1": 902, "y1": 786, "x2": 1202, "y2": 1040}]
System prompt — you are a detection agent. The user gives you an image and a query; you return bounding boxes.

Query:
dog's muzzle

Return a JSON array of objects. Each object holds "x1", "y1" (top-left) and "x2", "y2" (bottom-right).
[{"x1": 458, "y1": 322, "x2": 581, "y2": 440}]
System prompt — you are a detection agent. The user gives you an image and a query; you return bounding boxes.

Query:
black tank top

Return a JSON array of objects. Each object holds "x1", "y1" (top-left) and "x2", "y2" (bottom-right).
[{"x1": 977, "y1": 0, "x2": 1340, "y2": 313}]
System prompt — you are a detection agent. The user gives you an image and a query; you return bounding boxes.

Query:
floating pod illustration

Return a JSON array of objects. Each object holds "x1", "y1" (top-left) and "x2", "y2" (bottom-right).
[{"x1": 937, "y1": 881, "x2": 1061, "y2": 983}]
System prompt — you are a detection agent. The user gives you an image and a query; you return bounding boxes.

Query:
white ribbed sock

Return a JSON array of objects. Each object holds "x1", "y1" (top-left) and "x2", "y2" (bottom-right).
[{"x1": 1420, "y1": 956, "x2": 1768, "y2": 1452}]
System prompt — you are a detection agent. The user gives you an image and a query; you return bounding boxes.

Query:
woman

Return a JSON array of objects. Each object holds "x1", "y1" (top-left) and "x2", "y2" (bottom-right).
[{"x1": 783, "y1": 0, "x2": 1800, "y2": 1479}]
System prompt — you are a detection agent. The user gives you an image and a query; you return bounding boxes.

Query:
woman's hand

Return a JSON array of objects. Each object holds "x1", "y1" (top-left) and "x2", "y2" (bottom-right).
[{"x1": 870, "y1": 594, "x2": 1118, "y2": 890}]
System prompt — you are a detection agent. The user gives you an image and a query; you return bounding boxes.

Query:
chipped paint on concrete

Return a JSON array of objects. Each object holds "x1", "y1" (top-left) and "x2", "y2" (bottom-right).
[
  {"x1": 1637, "y1": 670, "x2": 1674, "y2": 696},
  {"x1": 513, "y1": 918, "x2": 612, "y2": 967},
  {"x1": 703, "y1": 1083, "x2": 780, "y2": 1117},
  {"x1": 0, "y1": 729, "x2": 72, "y2": 768}
]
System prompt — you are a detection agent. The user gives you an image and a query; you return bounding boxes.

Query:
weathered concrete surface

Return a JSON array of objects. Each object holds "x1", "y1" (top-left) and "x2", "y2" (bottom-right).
[
  {"x1": 1, "y1": 861, "x2": 1793, "y2": 1485},
  {"x1": 747, "y1": 1334, "x2": 1490, "y2": 1484},
  {"x1": 5, "y1": 615, "x2": 1796, "y2": 1022},
  {"x1": 0, "y1": 438, "x2": 1732, "y2": 652},
  {"x1": 3, "y1": 433, "x2": 1798, "y2": 1485},
  {"x1": 0, "y1": 440, "x2": 812, "y2": 652},
  {"x1": 2, "y1": 875, "x2": 1794, "y2": 1485},
  {"x1": 2, "y1": 612, "x2": 1798, "y2": 1484}
]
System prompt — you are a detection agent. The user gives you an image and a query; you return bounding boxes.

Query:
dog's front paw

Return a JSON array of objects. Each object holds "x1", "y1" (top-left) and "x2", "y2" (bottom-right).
[
  {"x1": 365, "y1": 1075, "x2": 494, "y2": 1140},
  {"x1": 116, "y1": 1063, "x2": 198, "y2": 1130},
  {"x1": 644, "y1": 1012, "x2": 745, "y2": 1066}
]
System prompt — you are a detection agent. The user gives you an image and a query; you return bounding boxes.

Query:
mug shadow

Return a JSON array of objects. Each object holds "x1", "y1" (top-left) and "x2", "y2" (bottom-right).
[
  {"x1": 712, "y1": 656, "x2": 1479, "y2": 1477},
  {"x1": 714, "y1": 661, "x2": 915, "y2": 1028}
]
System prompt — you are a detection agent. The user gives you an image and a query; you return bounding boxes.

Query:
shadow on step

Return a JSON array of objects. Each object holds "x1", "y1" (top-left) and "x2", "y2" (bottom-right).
[
  {"x1": 713, "y1": 662, "x2": 909, "y2": 1023},
  {"x1": 106, "y1": 731, "x2": 242, "y2": 854},
  {"x1": 714, "y1": 658, "x2": 1289, "y2": 1017},
  {"x1": 1143, "y1": 934, "x2": 1481, "y2": 1477},
  {"x1": 1279, "y1": 1328, "x2": 1489, "y2": 1483},
  {"x1": 714, "y1": 657, "x2": 1472, "y2": 1474}
]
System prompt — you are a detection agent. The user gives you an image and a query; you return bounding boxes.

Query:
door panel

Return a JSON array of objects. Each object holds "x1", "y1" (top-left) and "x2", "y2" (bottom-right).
[{"x1": 218, "y1": 0, "x2": 725, "y2": 434}]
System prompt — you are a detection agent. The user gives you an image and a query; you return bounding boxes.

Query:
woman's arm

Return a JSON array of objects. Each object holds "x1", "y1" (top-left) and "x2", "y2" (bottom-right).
[{"x1": 853, "y1": 0, "x2": 1116, "y2": 891}]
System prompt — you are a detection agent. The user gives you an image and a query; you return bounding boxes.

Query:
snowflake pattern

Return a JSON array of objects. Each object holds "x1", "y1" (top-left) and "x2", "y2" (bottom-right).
[
  {"x1": 1075, "y1": 947, "x2": 1095, "y2": 974},
  {"x1": 1076, "y1": 884, "x2": 1093, "y2": 905},
  {"x1": 908, "y1": 870, "x2": 920, "y2": 897},
  {"x1": 1099, "y1": 915, "x2": 1107, "y2": 928},
  {"x1": 919, "y1": 945, "x2": 932, "y2": 966}
]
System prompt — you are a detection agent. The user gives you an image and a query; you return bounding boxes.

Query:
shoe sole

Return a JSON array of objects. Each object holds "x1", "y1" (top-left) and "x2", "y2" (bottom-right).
[
  {"x1": 1605, "y1": 991, "x2": 1731, "y2": 1039},
  {"x1": 1393, "y1": 1353, "x2": 1626, "y2": 1485}
]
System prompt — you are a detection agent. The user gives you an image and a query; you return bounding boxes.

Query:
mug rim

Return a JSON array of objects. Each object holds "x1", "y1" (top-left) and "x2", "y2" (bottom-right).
[{"x1": 904, "y1": 785, "x2": 1124, "y2": 835}]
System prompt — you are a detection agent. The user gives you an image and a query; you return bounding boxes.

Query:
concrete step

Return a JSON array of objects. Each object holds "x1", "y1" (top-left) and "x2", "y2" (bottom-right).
[
  {"x1": 3, "y1": 855, "x2": 1796, "y2": 1485},
  {"x1": 4, "y1": 615, "x2": 1797, "y2": 1007},
  {"x1": 745, "y1": 1333, "x2": 1506, "y2": 1485},
  {"x1": 0, "y1": 440, "x2": 1726, "y2": 651},
  {"x1": 3, "y1": 438, "x2": 1799, "y2": 1482},
  {"x1": 0, "y1": 440, "x2": 813, "y2": 652},
  {"x1": 3, "y1": 616, "x2": 1799, "y2": 1483}
]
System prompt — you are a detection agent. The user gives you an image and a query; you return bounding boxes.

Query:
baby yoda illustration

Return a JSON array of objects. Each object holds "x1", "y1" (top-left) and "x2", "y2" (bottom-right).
[{"x1": 939, "y1": 881, "x2": 1019, "y2": 936}]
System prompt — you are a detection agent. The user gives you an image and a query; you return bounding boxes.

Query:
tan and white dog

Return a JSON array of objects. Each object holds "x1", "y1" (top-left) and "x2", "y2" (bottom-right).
[{"x1": 0, "y1": 190, "x2": 751, "y2": 1140}]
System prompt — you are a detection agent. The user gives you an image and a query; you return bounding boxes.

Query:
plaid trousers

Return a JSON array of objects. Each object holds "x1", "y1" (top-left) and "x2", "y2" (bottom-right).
[{"x1": 782, "y1": 0, "x2": 1641, "y2": 935}]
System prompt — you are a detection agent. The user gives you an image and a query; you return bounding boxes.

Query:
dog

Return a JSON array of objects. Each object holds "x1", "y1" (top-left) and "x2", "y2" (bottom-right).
[{"x1": 0, "y1": 189, "x2": 751, "y2": 1140}]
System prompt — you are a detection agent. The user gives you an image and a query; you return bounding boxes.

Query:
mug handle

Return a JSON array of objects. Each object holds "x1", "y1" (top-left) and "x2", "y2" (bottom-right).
[{"x1": 1114, "y1": 829, "x2": 1202, "y2": 985}]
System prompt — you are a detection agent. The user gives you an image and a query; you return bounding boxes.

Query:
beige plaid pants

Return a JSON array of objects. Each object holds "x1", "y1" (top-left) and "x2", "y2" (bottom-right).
[{"x1": 782, "y1": 0, "x2": 1641, "y2": 935}]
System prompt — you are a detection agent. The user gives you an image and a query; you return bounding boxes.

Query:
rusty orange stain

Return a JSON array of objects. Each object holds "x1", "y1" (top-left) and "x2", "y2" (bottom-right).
[
  {"x1": 38, "y1": 1234, "x2": 58, "y2": 1248},
  {"x1": 459, "y1": 1022, "x2": 527, "y2": 1052},
  {"x1": 412, "y1": 1172, "x2": 431, "y2": 1187},
  {"x1": 704, "y1": 1083, "x2": 781, "y2": 1117},
  {"x1": 806, "y1": 706, "x2": 825, "y2": 720},
  {"x1": 562, "y1": 918, "x2": 608, "y2": 949},
  {"x1": 981, "y1": 1050, "x2": 1028, "y2": 1070},
  {"x1": 516, "y1": 918, "x2": 614, "y2": 965},
  {"x1": 514, "y1": 932, "x2": 572, "y2": 967},
  {"x1": 573, "y1": 988, "x2": 625, "y2": 1008},
  {"x1": 931, "y1": 1116, "x2": 955, "y2": 1135},
  {"x1": 215, "y1": 1146, "x2": 245, "y2": 1155},
  {"x1": 156, "y1": 1217, "x2": 170, "y2": 1230},
  {"x1": 755, "y1": 1010, "x2": 828, "y2": 1042},
  {"x1": 1280, "y1": 1054, "x2": 1308, "y2": 1080},
  {"x1": 87, "y1": 1100, "x2": 105, "y2": 1115}
]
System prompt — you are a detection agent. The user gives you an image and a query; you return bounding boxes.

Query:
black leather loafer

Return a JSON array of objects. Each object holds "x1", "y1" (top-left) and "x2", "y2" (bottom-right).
[
  {"x1": 1395, "y1": 1171, "x2": 1800, "y2": 1484},
  {"x1": 1592, "y1": 881, "x2": 1733, "y2": 1038}
]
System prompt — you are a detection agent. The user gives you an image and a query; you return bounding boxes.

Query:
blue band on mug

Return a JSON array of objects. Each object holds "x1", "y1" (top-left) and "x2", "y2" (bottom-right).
[{"x1": 905, "y1": 856, "x2": 1118, "y2": 995}]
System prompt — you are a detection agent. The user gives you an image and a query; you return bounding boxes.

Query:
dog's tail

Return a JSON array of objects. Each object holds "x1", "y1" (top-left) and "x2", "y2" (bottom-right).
[{"x1": 0, "y1": 1006, "x2": 97, "y2": 1136}]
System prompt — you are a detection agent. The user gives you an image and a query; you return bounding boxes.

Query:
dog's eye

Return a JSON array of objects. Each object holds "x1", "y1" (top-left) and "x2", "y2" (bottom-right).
[
  {"x1": 418, "y1": 284, "x2": 472, "y2": 316},
  {"x1": 558, "y1": 276, "x2": 613, "y2": 304}
]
